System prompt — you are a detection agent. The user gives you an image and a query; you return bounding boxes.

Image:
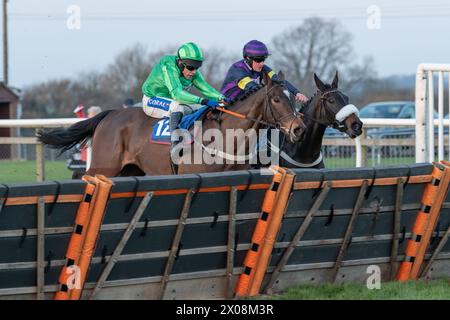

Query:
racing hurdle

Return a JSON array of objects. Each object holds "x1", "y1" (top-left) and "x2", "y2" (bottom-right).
[{"x1": 0, "y1": 163, "x2": 449, "y2": 299}]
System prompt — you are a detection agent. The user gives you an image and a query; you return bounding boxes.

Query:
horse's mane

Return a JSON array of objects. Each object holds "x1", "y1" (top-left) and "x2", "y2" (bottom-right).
[
  {"x1": 230, "y1": 84, "x2": 266, "y2": 106},
  {"x1": 301, "y1": 84, "x2": 334, "y2": 112}
]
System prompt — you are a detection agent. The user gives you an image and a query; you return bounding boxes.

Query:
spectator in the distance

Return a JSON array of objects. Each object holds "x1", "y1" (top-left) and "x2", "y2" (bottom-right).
[
  {"x1": 122, "y1": 98, "x2": 135, "y2": 108},
  {"x1": 87, "y1": 106, "x2": 102, "y2": 118}
]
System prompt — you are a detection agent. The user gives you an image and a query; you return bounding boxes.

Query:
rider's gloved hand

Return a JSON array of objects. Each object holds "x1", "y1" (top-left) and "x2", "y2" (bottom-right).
[
  {"x1": 295, "y1": 93, "x2": 308, "y2": 103},
  {"x1": 201, "y1": 99, "x2": 220, "y2": 109},
  {"x1": 220, "y1": 97, "x2": 233, "y2": 107},
  {"x1": 247, "y1": 83, "x2": 263, "y2": 93}
]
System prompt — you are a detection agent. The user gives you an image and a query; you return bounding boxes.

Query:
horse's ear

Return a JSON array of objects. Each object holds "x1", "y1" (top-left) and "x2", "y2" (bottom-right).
[
  {"x1": 332, "y1": 71, "x2": 339, "y2": 89},
  {"x1": 314, "y1": 73, "x2": 326, "y2": 92},
  {"x1": 277, "y1": 70, "x2": 285, "y2": 81},
  {"x1": 263, "y1": 71, "x2": 272, "y2": 87}
]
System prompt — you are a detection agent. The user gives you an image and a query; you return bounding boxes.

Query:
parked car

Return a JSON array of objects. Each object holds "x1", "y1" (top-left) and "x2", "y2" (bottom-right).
[
  {"x1": 359, "y1": 101, "x2": 448, "y2": 157},
  {"x1": 359, "y1": 101, "x2": 415, "y2": 119}
]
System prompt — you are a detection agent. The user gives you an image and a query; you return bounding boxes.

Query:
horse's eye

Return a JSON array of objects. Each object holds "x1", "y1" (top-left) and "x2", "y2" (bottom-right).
[
  {"x1": 273, "y1": 97, "x2": 280, "y2": 103},
  {"x1": 328, "y1": 98, "x2": 335, "y2": 103}
]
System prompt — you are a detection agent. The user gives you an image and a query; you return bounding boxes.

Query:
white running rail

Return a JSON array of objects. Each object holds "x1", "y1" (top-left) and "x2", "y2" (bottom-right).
[{"x1": 415, "y1": 63, "x2": 450, "y2": 163}]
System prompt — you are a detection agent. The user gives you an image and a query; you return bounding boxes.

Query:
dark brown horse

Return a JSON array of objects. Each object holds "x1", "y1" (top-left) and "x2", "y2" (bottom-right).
[
  {"x1": 268, "y1": 72, "x2": 363, "y2": 168},
  {"x1": 38, "y1": 72, "x2": 306, "y2": 176}
]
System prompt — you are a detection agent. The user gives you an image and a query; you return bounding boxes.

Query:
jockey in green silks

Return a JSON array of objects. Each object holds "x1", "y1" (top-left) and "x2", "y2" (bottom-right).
[{"x1": 141, "y1": 42, "x2": 230, "y2": 154}]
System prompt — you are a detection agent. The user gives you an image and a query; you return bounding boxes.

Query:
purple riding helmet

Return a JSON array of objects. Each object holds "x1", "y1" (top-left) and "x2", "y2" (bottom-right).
[{"x1": 242, "y1": 40, "x2": 270, "y2": 59}]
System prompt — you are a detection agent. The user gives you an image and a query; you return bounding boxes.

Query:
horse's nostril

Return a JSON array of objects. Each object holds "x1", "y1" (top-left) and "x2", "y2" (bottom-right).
[
  {"x1": 294, "y1": 127, "x2": 303, "y2": 136},
  {"x1": 293, "y1": 127, "x2": 306, "y2": 142},
  {"x1": 352, "y1": 123, "x2": 361, "y2": 131}
]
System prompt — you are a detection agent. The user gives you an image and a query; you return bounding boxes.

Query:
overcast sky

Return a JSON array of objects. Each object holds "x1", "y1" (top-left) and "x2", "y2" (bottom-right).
[{"x1": 3, "y1": 0, "x2": 450, "y2": 88}]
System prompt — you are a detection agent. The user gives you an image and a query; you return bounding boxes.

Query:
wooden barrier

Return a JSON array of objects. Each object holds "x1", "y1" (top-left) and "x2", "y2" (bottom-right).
[
  {"x1": 397, "y1": 163, "x2": 450, "y2": 281},
  {"x1": 235, "y1": 167, "x2": 284, "y2": 297},
  {"x1": 69, "y1": 175, "x2": 113, "y2": 300},
  {"x1": 54, "y1": 176, "x2": 97, "y2": 300},
  {"x1": 0, "y1": 163, "x2": 449, "y2": 300}
]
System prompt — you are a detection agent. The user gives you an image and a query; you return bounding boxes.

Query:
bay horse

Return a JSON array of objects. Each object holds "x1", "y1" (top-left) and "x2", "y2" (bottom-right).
[
  {"x1": 268, "y1": 72, "x2": 363, "y2": 168},
  {"x1": 37, "y1": 72, "x2": 306, "y2": 176}
]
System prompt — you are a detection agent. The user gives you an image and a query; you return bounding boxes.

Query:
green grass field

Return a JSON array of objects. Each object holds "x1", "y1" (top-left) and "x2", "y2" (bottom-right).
[
  {"x1": 324, "y1": 156, "x2": 416, "y2": 168},
  {"x1": 264, "y1": 278, "x2": 450, "y2": 300},
  {"x1": 0, "y1": 160, "x2": 72, "y2": 183}
]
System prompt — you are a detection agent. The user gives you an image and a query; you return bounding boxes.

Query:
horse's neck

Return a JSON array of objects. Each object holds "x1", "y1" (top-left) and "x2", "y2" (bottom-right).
[
  {"x1": 198, "y1": 89, "x2": 265, "y2": 169},
  {"x1": 218, "y1": 90, "x2": 265, "y2": 131},
  {"x1": 296, "y1": 97, "x2": 326, "y2": 161}
]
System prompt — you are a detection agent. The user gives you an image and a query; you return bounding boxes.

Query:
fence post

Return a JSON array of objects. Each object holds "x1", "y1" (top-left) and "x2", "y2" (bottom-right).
[
  {"x1": 415, "y1": 64, "x2": 427, "y2": 163},
  {"x1": 35, "y1": 129, "x2": 45, "y2": 182},
  {"x1": 427, "y1": 70, "x2": 435, "y2": 163},
  {"x1": 438, "y1": 71, "x2": 444, "y2": 160},
  {"x1": 356, "y1": 130, "x2": 367, "y2": 167},
  {"x1": 36, "y1": 196, "x2": 46, "y2": 300}
]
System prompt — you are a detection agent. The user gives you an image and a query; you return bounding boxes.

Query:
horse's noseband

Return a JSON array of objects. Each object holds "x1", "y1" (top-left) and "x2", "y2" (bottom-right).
[
  {"x1": 332, "y1": 103, "x2": 359, "y2": 132},
  {"x1": 319, "y1": 90, "x2": 358, "y2": 131},
  {"x1": 263, "y1": 84, "x2": 300, "y2": 131}
]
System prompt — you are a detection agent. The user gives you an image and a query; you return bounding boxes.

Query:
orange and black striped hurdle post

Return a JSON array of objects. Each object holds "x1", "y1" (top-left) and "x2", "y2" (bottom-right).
[
  {"x1": 234, "y1": 167, "x2": 286, "y2": 297},
  {"x1": 248, "y1": 169, "x2": 295, "y2": 296},
  {"x1": 397, "y1": 163, "x2": 449, "y2": 281},
  {"x1": 70, "y1": 175, "x2": 113, "y2": 300},
  {"x1": 409, "y1": 162, "x2": 450, "y2": 278},
  {"x1": 54, "y1": 176, "x2": 97, "y2": 300}
]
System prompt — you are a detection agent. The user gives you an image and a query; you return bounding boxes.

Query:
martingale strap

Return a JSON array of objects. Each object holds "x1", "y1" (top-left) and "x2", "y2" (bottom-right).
[{"x1": 268, "y1": 140, "x2": 323, "y2": 167}]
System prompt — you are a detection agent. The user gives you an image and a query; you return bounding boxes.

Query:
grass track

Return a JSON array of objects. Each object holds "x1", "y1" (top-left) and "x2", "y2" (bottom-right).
[
  {"x1": 261, "y1": 279, "x2": 450, "y2": 300},
  {"x1": 0, "y1": 160, "x2": 72, "y2": 183}
]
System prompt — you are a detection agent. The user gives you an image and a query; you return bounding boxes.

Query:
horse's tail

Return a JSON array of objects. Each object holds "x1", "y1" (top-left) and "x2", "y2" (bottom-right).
[{"x1": 37, "y1": 110, "x2": 114, "y2": 155}]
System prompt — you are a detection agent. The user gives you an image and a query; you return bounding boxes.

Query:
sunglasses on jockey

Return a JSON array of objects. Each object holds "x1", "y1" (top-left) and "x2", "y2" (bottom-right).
[
  {"x1": 182, "y1": 62, "x2": 199, "y2": 71},
  {"x1": 250, "y1": 56, "x2": 267, "y2": 63},
  {"x1": 179, "y1": 59, "x2": 202, "y2": 71}
]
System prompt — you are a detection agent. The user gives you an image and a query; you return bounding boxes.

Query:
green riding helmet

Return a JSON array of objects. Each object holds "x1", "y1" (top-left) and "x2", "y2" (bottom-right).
[{"x1": 177, "y1": 42, "x2": 204, "y2": 69}]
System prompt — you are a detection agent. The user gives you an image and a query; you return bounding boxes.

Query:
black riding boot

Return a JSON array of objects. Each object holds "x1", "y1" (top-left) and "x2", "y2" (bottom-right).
[{"x1": 169, "y1": 111, "x2": 184, "y2": 157}]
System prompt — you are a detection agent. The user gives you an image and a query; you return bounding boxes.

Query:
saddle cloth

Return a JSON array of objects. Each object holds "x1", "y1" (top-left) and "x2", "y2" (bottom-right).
[{"x1": 150, "y1": 106, "x2": 209, "y2": 145}]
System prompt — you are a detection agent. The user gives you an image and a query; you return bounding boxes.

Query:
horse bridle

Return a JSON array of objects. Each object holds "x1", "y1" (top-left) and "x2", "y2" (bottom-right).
[
  {"x1": 218, "y1": 83, "x2": 301, "y2": 132},
  {"x1": 261, "y1": 83, "x2": 302, "y2": 133},
  {"x1": 301, "y1": 89, "x2": 353, "y2": 132},
  {"x1": 197, "y1": 83, "x2": 300, "y2": 161}
]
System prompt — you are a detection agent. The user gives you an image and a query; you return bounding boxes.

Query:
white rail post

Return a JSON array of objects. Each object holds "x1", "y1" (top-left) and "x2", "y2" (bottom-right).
[
  {"x1": 415, "y1": 65, "x2": 427, "y2": 163},
  {"x1": 35, "y1": 129, "x2": 45, "y2": 182},
  {"x1": 416, "y1": 64, "x2": 450, "y2": 163},
  {"x1": 355, "y1": 136, "x2": 362, "y2": 167},
  {"x1": 427, "y1": 70, "x2": 435, "y2": 163},
  {"x1": 438, "y1": 71, "x2": 444, "y2": 161}
]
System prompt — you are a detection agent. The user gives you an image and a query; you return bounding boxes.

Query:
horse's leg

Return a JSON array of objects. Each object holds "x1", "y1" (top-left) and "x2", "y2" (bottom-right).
[{"x1": 118, "y1": 164, "x2": 146, "y2": 176}]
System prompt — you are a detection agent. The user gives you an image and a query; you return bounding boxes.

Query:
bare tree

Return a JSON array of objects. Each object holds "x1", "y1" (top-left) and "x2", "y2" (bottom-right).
[
  {"x1": 270, "y1": 17, "x2": 377, "y2": 95},
  {"x1": 101, "y1": 44, "x2": 177, "y2": 105},
  {"x1": 200, "y1": 48, "x2": 239, "y2": 90},
  {"x1": 22, "y1": 32, "x2": 379, "y2": 119},
  {"x1": 22, "y1": 78, "x2": 79, "y2": 118},
  {"x1": 22, "y1": 44, "x2": 180, "y2": 117}
]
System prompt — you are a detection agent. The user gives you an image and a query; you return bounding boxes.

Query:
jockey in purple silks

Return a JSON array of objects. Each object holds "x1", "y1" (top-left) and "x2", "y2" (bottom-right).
[{"x1": 221, "y1": 40, "x2": 308, "y2": 103}]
